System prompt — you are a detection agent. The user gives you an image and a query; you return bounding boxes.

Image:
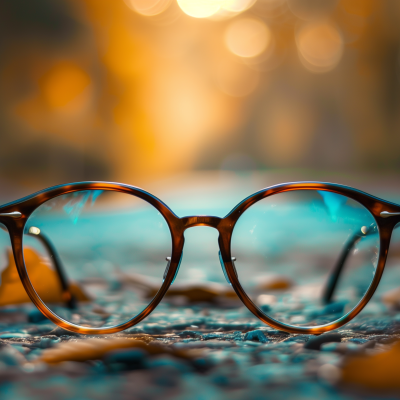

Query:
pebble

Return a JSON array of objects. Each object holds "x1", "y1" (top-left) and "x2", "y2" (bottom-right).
[
  {"x1": 27, "y1": 309, "x2": 49, "y2": 324},
  {"x1": 191, "y1": 356, "x2": 213, "y2": 372},
  {"x1": 0, "y1": 333, "x2": 31, "y2": 339},
  {"x1": 0, "y1": 345, "x2": 26, "y2": 366},
  {"x1": 243, "y1": 330, "x2": 269, "y2": 343},
  {"x1": 320, "y1": 342, "x2": 360, "y2": 354},
  {"x1": 283, "y1": 335, "x2": 310, "y2": 343},
  {"x1": 146, "y1": 354, "x2": 191, "y2": 373},
  {"x1": 176, "y1": 330, "x2": 201, "y2": 338},
  {"x1": 39, "y1": 337, "x2": 62, "y2": 349},
  {"x1": 174, "y1": 340, "x2": 234, "y2": 349},
  {"x1": 304, "y1": 333, "x2": 342, "y2": 351},
  {"x1": 347, "y1": 338, "x2": 368, "y2": 345},
  {"x1": 103, "y1": 348, "x2": 148, "y2": 371}
]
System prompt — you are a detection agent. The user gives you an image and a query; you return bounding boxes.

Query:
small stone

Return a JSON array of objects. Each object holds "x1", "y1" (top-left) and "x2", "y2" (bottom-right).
[
  {"x1": 348, "y1": 338, "x2": 368, "y2": 345},
  {"x1": 304, "y1": 333, "x2": 342, "y2": 350},
  {"x1": 176, "y1": 330, "x2": 201, "y2": 338},
  {"x1": 0, "y1": 332, "x2": 31, "y2": 339},
  {"x1": 264, "y1": 329, "x2": 290, "y2": 337},
  {"x1": 283, "y1": 335, "x2": 310, "y2": 343},
  {"x1": 104, "y1": 348, "x2": 147, "y2": 370},
  {"x1": 27, "y1": 309, "x2": 48, "y2": 323},
  {"x1": 191, "y1": 356, "x2": 213, "y2": 372},
  {"x1": 320, "y1": 342, "x2": 341, "y2": 352},
  {"x1": 146, "y1": 354, "x2": 191, "y2": 373},
  {"x1": 0, "y1": 345, "x2": 25, "y2": 366},
  {"x1": 243, "y1": 330, "x2": 269, "y2": 343},
  {"x1": 39, "y1": 336, "x2": 61, "y2": 349}
]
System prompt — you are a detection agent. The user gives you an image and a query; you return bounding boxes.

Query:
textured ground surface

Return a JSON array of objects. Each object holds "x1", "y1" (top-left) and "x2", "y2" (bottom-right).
[{"x1": 0, "y1": 300, "x2": 399, "y2": 399}]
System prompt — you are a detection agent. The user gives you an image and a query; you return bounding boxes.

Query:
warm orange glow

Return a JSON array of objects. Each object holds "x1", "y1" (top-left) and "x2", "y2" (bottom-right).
[
  {"x1": 296, "y1": 22, "x2": 343, "y2": 73},
  {"x1": 341, "y1": 0, "x2": 376, "y2": 17},
  {"x1": 225, "y1": 18, "x2": 271, "y2": 58},
  {"x1": 223, "y1": 0, "x2": 256, "y2": 13},
  {"x1": 287, "y1": 0, "x2": 337, "y2": 20},
  {"x1": 2, "y1": 0, "x2": 395, "y2": 188},
  {"x1": 123, "y1": 0, "x2": 171, "y2": 16},
  {"x1": 41, "y1": 62, "x2": 91, "y2": 109},
  {"x1": 177, "y1": 0, "x2": 224, "y2": 18},
  {"x1": 258, "y1": 97, "x2": 316, "y2": 166},
  {"x1": 216, "y1": 59, "x2": 259, "y2": 97}
]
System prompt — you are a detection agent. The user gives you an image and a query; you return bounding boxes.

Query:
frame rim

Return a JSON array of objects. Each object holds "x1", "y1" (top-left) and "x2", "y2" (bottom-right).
[
  {"x1": 220, "y1": 181, "x2": 400, "y2": 334},
  {"x1": 1, "y1": 180, "x2": 400, "y2": 335},
  {"x1": 0, "y1": 181, "x2": 185, "y2": 335}
]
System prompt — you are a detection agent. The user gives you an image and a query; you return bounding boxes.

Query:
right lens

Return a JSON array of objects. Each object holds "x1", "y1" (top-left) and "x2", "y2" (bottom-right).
[
  {"x1": 231, "y1": 189, "x2": 380, "y2": 328},
  {"x1": 23, "y1": 190, "x2": 172, "y2": 328}
]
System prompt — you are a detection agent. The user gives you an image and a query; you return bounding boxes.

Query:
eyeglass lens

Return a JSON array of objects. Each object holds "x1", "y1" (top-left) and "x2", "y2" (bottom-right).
[
  {"x1": 231, "y1": 190, "x2": 380, "y2": 327},
  {"x1": 23, "y1": 190, "x2": 172, "y2": 328}
]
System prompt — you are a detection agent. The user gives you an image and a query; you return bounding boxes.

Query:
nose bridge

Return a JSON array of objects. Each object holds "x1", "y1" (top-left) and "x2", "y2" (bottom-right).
[{"x1": 181, "y1": 215, "x2": 222, "y2": 231}]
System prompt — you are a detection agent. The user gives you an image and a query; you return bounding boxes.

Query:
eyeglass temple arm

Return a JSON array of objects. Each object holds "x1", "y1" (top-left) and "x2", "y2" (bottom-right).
[
  {"x1": 27, "y1": 229, "x2": 76, "y2": 309},
  {"x1": 322, "y1": 226, "x2": 381, "y2": 304},
  {"x1": 0, "y1": 224, "x2": 76, "y2": 309}
]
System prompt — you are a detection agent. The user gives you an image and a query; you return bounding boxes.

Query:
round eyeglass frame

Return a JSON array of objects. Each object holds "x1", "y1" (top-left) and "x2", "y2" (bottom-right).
[{"x1": 0, "y1": 181, "x2": 399, "y2": 335}]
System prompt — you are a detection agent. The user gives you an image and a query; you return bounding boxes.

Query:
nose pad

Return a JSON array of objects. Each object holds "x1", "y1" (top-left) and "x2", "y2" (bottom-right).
[
  {"x1": 219, "y1": 251, "x2": 237, "y2": 285},
  {"x1": 163, "y1": 253, "x2": 183, "y2": 284}
]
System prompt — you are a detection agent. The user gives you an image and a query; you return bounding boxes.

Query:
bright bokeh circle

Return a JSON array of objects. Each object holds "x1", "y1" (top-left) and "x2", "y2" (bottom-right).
[
  {"x1": 225, "y1": 18, "x2": 271, "y2": 58},
  {"x1": 177, "y1": 0, "x2": 225, "y2": 18},
  {"x1": 296, "y1": 22, "x2": 343, "y2": 73},
  {"x1": 223, "y1": 0, "x2": 257, "y2": 13},
  {"x1": 124, "y1": 0, "x2": 171, "y2": 16}
]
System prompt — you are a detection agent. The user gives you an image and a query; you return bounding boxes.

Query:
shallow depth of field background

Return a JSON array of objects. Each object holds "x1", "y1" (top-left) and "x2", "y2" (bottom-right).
[{"x1": 0, "y1": 0, "x2": 400, "y2": 202}]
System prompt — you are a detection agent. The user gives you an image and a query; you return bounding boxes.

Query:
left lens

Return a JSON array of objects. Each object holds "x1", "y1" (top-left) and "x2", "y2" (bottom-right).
[
  {"x1": 23, "y1": 189, "x2": 172, "y2": 328},
  {"x1": 231, "y1": 189, "x2": 380, "y2": 328}
]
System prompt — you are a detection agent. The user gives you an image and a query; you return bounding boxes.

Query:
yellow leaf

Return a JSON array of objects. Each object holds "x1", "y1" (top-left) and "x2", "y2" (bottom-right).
[{"x1": 0, "y1": 247, "x2": 90, "y2": 307}]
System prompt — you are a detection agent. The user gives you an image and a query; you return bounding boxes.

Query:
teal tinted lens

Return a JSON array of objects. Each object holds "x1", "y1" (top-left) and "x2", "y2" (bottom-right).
[
  {"x1": 231, "y1": 190, "x2": 379, "y2": 327},
  {"x1": 23, "y1": 190, "x2": 172, "y2": 328}
]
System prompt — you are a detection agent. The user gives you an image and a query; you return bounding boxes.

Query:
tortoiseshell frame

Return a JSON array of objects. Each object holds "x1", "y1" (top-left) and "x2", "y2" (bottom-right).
[{"x1": 0, "y1": 181, "x2": 399, "y2": 336}]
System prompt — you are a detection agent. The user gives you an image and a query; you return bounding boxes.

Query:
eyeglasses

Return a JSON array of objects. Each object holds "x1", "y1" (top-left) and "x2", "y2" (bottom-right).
[{"x1": 0, "y1": 181, "x2": 398, "y2": 335}]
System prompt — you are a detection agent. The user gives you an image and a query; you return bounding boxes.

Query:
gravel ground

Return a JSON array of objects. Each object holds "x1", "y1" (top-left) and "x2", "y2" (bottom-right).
[{"x1": 0, "y1": 300, "x2": 399, "y2": 400}]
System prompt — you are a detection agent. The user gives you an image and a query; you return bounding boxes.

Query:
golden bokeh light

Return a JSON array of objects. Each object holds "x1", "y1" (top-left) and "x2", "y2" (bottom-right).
[
  {"x1": 216, "y1": 59, "x2": 259, "y2": 97},
  {"x1": 225, "y1": 18, "x2": 271, "y2": 58},
  {"x1": 177, "y1": 0, "x2": 224, "y2": 18},
  {"x1": 123, "y1": 0, "x2": 171, "y2": 16},
  {"x1": 41, "y1": 62, "x2": 91, "y2": 109},
  {"x1": 287, "y1": 0, "x2": 338, "y2": 21},
  {"x1": 341, "y1": 0, "x2": 376, "y2": 17},
  {"x1": 296, "y1": 22, "x2": 343, "y2": 73},
  {"x1": 258, "y1": 96, "x2": 317, "y2": 166},
  {"x1": 223, "y1": 0, "x2": 256, "y2": 13}
]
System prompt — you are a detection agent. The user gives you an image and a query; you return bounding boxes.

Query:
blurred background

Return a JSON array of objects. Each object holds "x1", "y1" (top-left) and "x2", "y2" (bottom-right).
[{"x1": 1, "y1": 0, "x2": 400, "y2": 200}]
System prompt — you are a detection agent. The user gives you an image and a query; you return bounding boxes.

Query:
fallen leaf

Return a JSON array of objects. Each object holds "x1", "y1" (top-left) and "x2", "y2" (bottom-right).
[
  {"x1": 38, "y1": 336, "x2": 192, "y2": 364},
  {"x1": 341, "y1": 340, "x2": 400, "y2": 390},
  {"x1": 0, "y1": 247, "x2": 89, "y2": 306},
  {"x1": 120, "y1": 271, "x2": 238, "y2": 303},
  {"x1": 255, "y1": 275, "x2": 294, "y2": 291}
]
